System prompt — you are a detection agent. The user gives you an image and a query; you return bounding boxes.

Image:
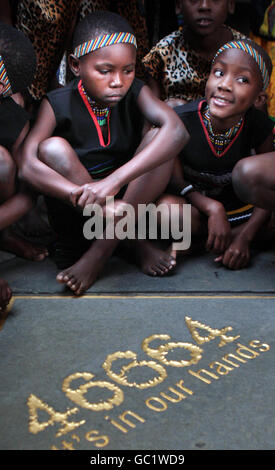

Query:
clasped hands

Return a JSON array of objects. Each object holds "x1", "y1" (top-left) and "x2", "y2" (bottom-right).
[
  {"x1": 69, "y1": 177, "x2": 130, "y2": 219},
  {"x1": 206, "y1": 203, "x2": 250, "y2": 270}
]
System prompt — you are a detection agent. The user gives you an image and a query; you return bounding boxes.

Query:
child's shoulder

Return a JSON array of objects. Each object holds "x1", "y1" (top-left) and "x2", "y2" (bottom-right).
[
  {"x1": 174, "y1": 99, "x2": 203, "y2": 120},
  {"x1": 0, "y1": 96, "x2": 29, "y2": 118},
  {"x1": 245, "y1": 105, "x2": 274, "y2": 134},
  {"x1": 0, "y1": 97, "x2": 30, "y2": 150},
  {"x1": 46, "y1": 79, "x2": 80, "y2": 116},
  {"x1": 129, "y1": 77, "x2": 145, "y2": 96},
  {"x1": 154, "y1": 29, "x2": 184, "y2": 50},
  {"x1": 47, "y1": 79, "x2": 78, "y2": 101}
]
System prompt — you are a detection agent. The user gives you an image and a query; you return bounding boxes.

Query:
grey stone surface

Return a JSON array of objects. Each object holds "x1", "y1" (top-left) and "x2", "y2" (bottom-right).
[
  {"x1": 1, "y1": 296, "x2": 274, "y2": 450},
  {"x1": 1, "y1": 247, "x2": 275, "y2": 294},
  {"x1": 1, "y1": 245, "x2": 275, "y2": 450}
]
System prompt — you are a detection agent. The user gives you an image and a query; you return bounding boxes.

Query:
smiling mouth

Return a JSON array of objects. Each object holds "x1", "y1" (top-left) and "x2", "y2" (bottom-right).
[{"x1": 212, "y1": 96, "x2": 233, "y2": 106}]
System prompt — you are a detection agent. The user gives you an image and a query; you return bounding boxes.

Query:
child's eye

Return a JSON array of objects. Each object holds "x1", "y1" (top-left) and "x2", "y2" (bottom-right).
[
  {"x1": 99, "y1": 69, "x2": 109, "y2": 75},
  {"x1": 214, "y1": 69, "x2": 223, "y2": 78},
  {"x1": 237, "y1": 76, "x2": 249, "y2": 84},
  {"x1": 124, "y1": 68, "x2": 135, "y2": 75}
]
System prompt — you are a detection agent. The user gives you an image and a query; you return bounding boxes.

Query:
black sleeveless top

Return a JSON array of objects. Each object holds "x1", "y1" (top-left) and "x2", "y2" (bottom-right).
[
  {"x1": 0, "y1": 97, "x2": 30, "y2": 151},
  {"x1": 175, "y1": 99, "x2": 274, "y2": 211},
  {"x1": 46, "y1": 78, "x2": 145, "y2": 179}
]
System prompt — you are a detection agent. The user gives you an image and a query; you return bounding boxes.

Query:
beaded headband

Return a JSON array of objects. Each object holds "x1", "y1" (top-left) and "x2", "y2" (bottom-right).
[
  {"x1": 213, "y1": 40, "x2": 270, "y2": 91},
  {"x1": 0, "y1": 55, "x2": 12, "y2": 97},
  {"x1": 74, "y1": 32, "x2": 137, "y2": 58}
]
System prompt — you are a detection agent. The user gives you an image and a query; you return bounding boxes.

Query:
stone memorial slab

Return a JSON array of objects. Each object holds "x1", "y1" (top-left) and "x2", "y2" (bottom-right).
[{"x1": 1, "y1": 295, "x2": 274, "y2": 450}]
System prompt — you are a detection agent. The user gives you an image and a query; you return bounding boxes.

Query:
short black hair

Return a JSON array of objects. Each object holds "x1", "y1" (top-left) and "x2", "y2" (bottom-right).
[
  {"x1": 0, "y1": 21, "x2": 36, "y2": 95},
  {"x1": 72, "y1": 10, "x2": 135, "y2": 51}
]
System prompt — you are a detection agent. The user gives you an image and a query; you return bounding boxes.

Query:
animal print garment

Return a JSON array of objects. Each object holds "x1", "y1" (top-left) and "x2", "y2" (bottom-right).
[
  {"x1": 15, "y1": 0, "x2": 80, "y2": 100},
  {"x1": 142, "y1": 26, "x2": 246, "y2": 102}
]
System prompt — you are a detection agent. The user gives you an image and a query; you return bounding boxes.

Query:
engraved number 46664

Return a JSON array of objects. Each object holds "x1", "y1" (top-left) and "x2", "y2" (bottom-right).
[{"x1": 27, "y1": 316, "x2": 239, "y2": 437}]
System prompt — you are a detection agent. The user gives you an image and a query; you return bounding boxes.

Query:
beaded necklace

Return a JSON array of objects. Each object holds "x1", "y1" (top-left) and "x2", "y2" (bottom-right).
[
  {"x1": 80, "y1": 84, "x2": 110, "y2": 127},
  {"x1": 202, "y1": 105, "x2": 243, "y2": 155}
]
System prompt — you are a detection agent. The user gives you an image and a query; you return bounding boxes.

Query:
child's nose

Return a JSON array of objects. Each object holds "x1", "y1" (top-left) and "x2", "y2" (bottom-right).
[
  {"x1": 198, "y1": 0, "x2": 211, "y2": 10},
  {"x1": 218, "y1": 75, "x2": 233, "y2": 91},
  {"x1": 110, "y1": 72, "x2": 123, "y2": 87}
]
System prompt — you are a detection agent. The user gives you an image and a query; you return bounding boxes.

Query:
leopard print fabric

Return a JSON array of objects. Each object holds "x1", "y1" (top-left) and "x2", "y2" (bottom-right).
[
  {"x1": 142, "y1": 26, "x2": 246, "y2": 102},
  {"x1": 15, "y1": 0, "x2": 80, "y2": 100},
  {"x1": 15, "y1": 0, "x2": 149, "y2": 100}
]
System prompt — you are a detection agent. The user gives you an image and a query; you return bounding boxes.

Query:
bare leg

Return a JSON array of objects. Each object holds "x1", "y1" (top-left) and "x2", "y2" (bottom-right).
[
  {"x1": 38, "y1": 134, "x2": 179, "y2": 292},
  {"x1": 38, "y1": 137, "x2": 93, "y2": 186},
  {"x1": 152, "y1": 193, "x2": 206, "y2": 259},
  {"x1": 232, "y1": 153, "x2": 275, "y2": 210},
  {"x1": 0, "y1": 146, "x2": 48, "y2": 260},
  {"x1": 56, "y1": 158, "x2": 176, "y2": 293},
  {"x1": 0, "y1": 146, "x2": 16, "y2": 203}
]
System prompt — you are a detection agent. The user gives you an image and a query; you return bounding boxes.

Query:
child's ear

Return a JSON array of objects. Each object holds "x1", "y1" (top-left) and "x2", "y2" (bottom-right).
[
  {"x1": 254, "y1": 90, "x2": 267, "y2": 109},
  {"x1": 228, "y1": 0, "x2": 235, "y2": 15},
  {"x1": 69, "y1": 54, "x2": 80, "y2": 77}
]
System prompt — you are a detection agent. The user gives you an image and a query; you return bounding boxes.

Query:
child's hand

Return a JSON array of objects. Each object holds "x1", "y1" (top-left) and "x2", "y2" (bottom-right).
[
  {"x1": 70, "y1": 177, "x2": 120, "y2": 209},
  {"x1": 214, "y1": 235, "x2": 250, "y2": 270},
  {"x1": 206, "y1": 204, "x2": 231, "y2": 254}
]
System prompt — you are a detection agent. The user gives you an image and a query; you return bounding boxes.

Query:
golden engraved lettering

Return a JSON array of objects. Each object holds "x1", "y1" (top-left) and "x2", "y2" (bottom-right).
[
  {"x1": 27, "y1": 394, "x2": 85, "y2": 437},
  {"x1": 118, "y1": 410, "x2": 146, "y2": 427},
  {"x1": 235, "y1": 343, "x2": 260, "y2": 359},
  {"x1": 145, "y1": 396, "x2": 168, "y2": 412},
  {"x1": 209, "y1": 361, "x2": 234, "y2": 375},
  {"x1": 62, "y1": 372, "x2": 124, "y2": 411},
  {"x1": 188, "y1": 368, "x2": 219, "y2": 384},
  {"x1": 142, "y1": 334, "x2": 203, "y2": 367},
  {"x1": 175, "y1": 380, "x2": 194, "y2": 395},
  {"x1": 160, "y1": 387, "x2": 187, "y2": 403},
  {"x1": 185, "y1": 316, "x2": 240, "y2": 347},
  {"x1": 85, "y1": 430, "x2": 109, "y2": 447},
  {"x1": 105, "y1": 415, "x2": 128, "y2": 433},
  {"x1": 222, "y1": 353, "x2": 246, "y2": 366},
  {"x1": 102, "y1": 350, "x2": 167, "y2": 389},
  {"x1": 249, "y1": 340, "x2": 270, "y2": 352},
  {"x1": 61, "y1": 440, "x2": 75, "y2": 450}
]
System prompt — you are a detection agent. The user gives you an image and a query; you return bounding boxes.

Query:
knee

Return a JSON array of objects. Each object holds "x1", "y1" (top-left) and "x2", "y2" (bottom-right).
[
  {"x1": 156, "y1": 193, "x2": 185, "y2": 207},
  {"x1": 232, "y1": 158, "x2": 262, "y2": 201},
  {"x1": 38, "y1": 137, "x2": 74, "y2": 176},
  {"x1": 0, "y1": 146, "x2": 16, "y2": 183}
]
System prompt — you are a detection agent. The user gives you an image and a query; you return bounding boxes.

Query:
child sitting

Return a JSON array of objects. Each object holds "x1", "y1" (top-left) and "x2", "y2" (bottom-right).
[
  {"x1": 0, "y1": 22, "x2": 48, "y2": 310},
  {"x1": 19, "y1": 11, "x2": 188, "y2": 295},
  {"x1": 142, "y1": 0, "x2": 245, "y2": 105},
  {"x1": 155, "y1": 38, "x2": 274, "y2": 271}
]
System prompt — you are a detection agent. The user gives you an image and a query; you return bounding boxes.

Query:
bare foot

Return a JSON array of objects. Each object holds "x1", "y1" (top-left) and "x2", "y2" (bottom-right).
[
  {"x1": 0, "y1": 228, "x2": 48, "y2": 261},
  {"x1": 56, "y1": 241, "x2": 112, "y2": 295},
  {"x1": 135, "y1": 240, "x2": 176, "y2": 276},
  {"x1": 0, "y1": 278, "x2": 12, "y2": 311}
]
